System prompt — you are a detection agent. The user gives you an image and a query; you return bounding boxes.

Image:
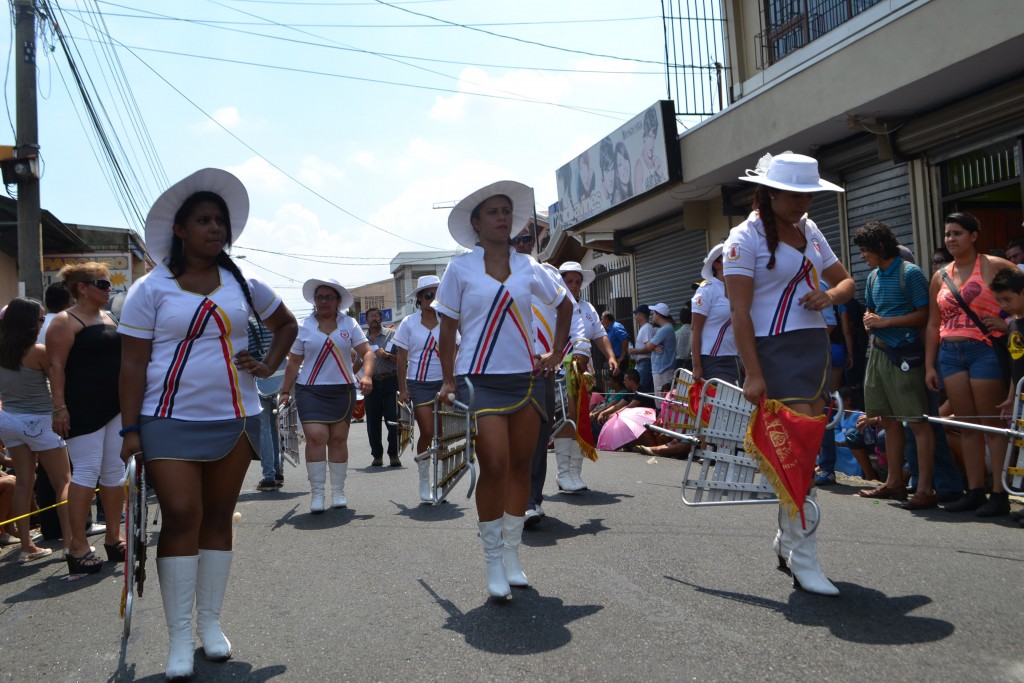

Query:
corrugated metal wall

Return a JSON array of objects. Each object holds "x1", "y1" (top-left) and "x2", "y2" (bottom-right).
[
  {"x1": 844, "y1": 160, "x2": 913, "y2": 297},
  {"x1": 634, "y1": 229, "x2": 708, "y2": 325}
]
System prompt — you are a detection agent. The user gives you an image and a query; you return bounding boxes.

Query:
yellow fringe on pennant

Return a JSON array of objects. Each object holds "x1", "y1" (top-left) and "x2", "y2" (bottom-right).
[{"x1": 564, "y1": 357, "x2": 599, "y2": 462}]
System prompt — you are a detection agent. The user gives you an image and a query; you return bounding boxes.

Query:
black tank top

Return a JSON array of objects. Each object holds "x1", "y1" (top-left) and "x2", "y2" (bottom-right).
[{"x1": 65, "y1": 313, "x2": 121, "y2": 438}]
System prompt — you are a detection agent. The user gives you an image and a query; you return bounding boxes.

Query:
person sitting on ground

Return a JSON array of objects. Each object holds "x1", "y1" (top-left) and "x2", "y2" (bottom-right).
[
  {"x1": 592, "y1": 369, "x2": 654, "y2": 438},
  {"x1": 635, "y1": 382, "x2": 693, "y2": 459}
]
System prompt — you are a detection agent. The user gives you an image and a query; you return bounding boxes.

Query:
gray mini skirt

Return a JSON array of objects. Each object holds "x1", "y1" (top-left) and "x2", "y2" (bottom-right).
[
  {"x1": 456, "y1": 373, "x2": 546, "y2": 422},
  {"x1": 408, "y1": 380, "x2": 443, "y2": 408},
  {"x1": 139, "y1": 415, "x2": 260, "y2": 462},
  {"x1": 699, "y1": 354, "x2": 742, "y2": 385},
  {"x1": 755, "y1": 328, "x2": 830, "y2": 405},
  {"x1": 295, "y1": 383, "x2": 355, "y2": 424}
]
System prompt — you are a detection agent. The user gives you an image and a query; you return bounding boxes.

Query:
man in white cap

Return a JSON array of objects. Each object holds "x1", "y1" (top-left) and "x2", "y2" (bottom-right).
[
  {"x1": 557, "y1": 261, "x2": 619, "y2": 492},
  {"x1": 636, "y1": 303, "x2": 677, "y2": 390}
]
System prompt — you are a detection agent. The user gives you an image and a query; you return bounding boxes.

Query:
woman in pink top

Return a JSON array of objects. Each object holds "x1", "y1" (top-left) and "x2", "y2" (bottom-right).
[{"x1": 925, "y1": 212, "x2": 1016, "y2": 516}]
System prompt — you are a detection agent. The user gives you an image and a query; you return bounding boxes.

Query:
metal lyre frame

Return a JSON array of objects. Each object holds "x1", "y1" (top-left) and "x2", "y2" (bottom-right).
[
  {"x1": 277, "y1": 398, "x2": 302, "y2": 467},
  {"x1": 121, "y1": 456, "x2": 149, "y2": 639},
  {"x1": 667, "y1": 375, "x2": 823, "y2": 534},
  {"x1": 418, "y1": 378, "x2": 478, "y2": 504},
  {"x1": 925, "y1": 375, "x2": 1024, "y2": 496},
  {"x1": 551, "y1": 375, "x2": 576, "y2": 435},
  {"x1": 389, "y1": 398, "x2": 416, "y2": 456}
]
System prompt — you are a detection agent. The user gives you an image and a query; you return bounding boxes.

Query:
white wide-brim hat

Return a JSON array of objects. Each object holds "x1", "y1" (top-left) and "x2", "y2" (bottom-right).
[
  {"x1": 145, "y1": 168, "x2": 249, "y2": 264},
  {"x1": 302, "y1": 277, "x2": 354, "y2": 311},
  {"x1": 738, "y1": 152, "x2": 844, "y2": 193},
  {"x1": 448, "y1": 180, "x2": 534, "y2": 249},
  {"x1": 409, "y1": 274, "x2": 441, "y2": 302},
  {"x1": 559, "y1": 261, "x2": 595, "y2": 289},
  {"x1": 701, "y1": 244, "x2": 725, "y2": 283}
]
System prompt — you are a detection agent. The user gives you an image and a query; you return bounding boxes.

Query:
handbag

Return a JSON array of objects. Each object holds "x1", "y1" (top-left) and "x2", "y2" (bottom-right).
[{"x1": 940, "y1": 267, "x2": 1011, "y2": 380}]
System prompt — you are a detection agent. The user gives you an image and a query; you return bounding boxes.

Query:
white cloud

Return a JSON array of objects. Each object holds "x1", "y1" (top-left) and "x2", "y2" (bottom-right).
[
  {"x1": 191, "y1": 106, "x2": 243, "y2": 133},
  {"x1": 296, "y1": 156, "x2": 346, "y2": 191},
  {"x1": 348, "y1": 150, "x2": 376, "y2": 170}
]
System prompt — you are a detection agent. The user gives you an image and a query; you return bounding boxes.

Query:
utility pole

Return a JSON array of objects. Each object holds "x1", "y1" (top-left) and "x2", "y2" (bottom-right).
[{"x1": 15, "y1": 0, "x2": 42, "y2": 300}]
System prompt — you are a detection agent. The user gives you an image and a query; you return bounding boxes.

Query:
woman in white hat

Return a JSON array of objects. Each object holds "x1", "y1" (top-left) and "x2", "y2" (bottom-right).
[
  {"x1": 280, "y1": 278, "x2": 374, "y2": 514},
  {"x1": 119, "y1": 169, "x2": 298, "y2": 679},
  {"x1": 393, "y1": 274, "x2": 458, "y2": 503},
  {"x1": 554, "y1": 261, "x2": 619, "y2": 492},
  {"x1": 723, "y1": 152, "x2": 855, "y2": 597},
  {"x1": 691, "y1": 244, "x2": 740, "y2": 384},
  {"x1": 434, "y1": 180, "x2": 572, "y2": 600}
]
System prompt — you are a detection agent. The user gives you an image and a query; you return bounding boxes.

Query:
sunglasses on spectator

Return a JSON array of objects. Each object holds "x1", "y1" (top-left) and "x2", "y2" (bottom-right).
[
  {"x1": 85, "y1": 279, "x2": 112, "y2": 290},
  {"x1": 930, "y1": 258, "x2": 947, "y2": 265},
  {"x1": 510, "y1": 234, "x2": 535, "y2": 246}
]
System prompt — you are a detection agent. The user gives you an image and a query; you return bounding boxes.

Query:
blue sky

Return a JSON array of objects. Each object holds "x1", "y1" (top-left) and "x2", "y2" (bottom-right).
[{"x1": 3, "y1": 1, "x2": 689, "y2": 312}]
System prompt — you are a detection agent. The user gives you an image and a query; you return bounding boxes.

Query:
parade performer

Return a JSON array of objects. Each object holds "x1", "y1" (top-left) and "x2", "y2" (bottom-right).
[
  {"x1": 434, "y1": 181, "x2": 572, "y2": 599},
  {"x1": 281, "y1": 278, "x2": 373, "y2": 513},
  {"x1": 46, "y1": 262, "x2": 126, "y2": 572},
  {"x1": 724, "y1": 152, "x2": 854, "y2": 596},
  {"x1": 555, "y1": 262, "x2": 618, "y2": 492},
  {"x1": 119, "y1": 169, "x2": 297, "y2": 679},
  {"x1": 508, "y1": 227, "x2": 586, "y2": 526},
  {"x1": 394, "y1": 275, "x2": 457, "y2": 503},
  {"x1": 691, "y1": 244, "x2": 741, "y2": 384}
]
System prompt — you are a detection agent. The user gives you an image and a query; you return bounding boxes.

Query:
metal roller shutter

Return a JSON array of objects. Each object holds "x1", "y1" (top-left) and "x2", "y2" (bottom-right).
[
  {"x1": 634, "y1": 229, "x2": 708, "y2": 320},
  {"x1": 810, "y1": 190, "x2": 841, "y2": 271},
  {"x1": 843, "y1": 160, "x2": 913, "y2": 297}
]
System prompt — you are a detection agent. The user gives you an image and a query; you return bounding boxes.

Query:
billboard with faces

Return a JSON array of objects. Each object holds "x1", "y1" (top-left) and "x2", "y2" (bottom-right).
[{"x1": 550, "y1": 100, "x2": 678, "y2": 235}]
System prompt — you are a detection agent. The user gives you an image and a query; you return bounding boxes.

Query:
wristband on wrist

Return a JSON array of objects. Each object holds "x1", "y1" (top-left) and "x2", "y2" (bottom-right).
[
  {"x1": 52, "y1": 405, "x2": 67, "y2": 414},
  {"x1": 119, "y1": 425, "x2": 140, "y2": 437}
]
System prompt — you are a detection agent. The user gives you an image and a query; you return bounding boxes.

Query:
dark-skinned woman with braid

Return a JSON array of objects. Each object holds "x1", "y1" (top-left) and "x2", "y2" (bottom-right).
[{"x1": 118, "y1": 169, "x2": 297, "y2": 680}]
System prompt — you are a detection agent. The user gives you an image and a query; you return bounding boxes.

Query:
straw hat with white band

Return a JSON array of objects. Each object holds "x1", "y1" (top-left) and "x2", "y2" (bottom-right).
[
  {"x1": 558, "y1": 261, "x2": 595, "y2": 289},
  {"x1": 408, "y1": 275, "x2": 441, "y2": 302},
  {"x1": 447, "y1": 181, "x2": 535, "y2": 249},
  {"x1": 302, "y1": 277, "x2": 354, "y2": 312},
  {"x1": 738, "y1": 152, "x2": 844, "y2": 193}
]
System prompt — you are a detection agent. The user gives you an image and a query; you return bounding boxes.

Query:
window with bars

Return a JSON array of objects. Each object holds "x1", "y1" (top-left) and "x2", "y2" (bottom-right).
[
  {"x1": 757, "y1": 0, "x2": 883, "y2": 68},
  {"x1": 362, "y1": 296, "x2": 385, "y2": 311},
  {"x1": 941, "y1": 141, "x2": 1020, "y2": 197}
]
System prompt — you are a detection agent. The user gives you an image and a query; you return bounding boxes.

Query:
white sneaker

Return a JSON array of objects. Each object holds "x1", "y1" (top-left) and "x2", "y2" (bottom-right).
[{"x1": 524, "y1": 505, "x2": 545, "y2": 528}]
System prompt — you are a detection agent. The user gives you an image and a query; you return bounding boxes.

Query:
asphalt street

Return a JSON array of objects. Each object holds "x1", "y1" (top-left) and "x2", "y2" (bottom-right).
[{"x1": 1, "y1": 421, "x2": 1023, "y2": 682}]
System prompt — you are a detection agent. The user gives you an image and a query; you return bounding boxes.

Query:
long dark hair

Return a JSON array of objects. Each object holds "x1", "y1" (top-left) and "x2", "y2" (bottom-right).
[
  {"x1": 753, "y1": 186, "x2": 779, "y2": 270},
  {"x1": 166, "y1": 191, "x2": 262, "y2": 324},
  {"x1": 0, "y1": 298, "x2": 42, "y2": 370}
]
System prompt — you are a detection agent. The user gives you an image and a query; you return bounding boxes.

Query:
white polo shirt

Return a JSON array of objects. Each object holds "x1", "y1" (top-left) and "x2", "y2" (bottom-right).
[
  {"x1": 119, "y1": 262, "x2": 282, "y2": 420},
  {"x1": 290, "y1": 313, "x2": 367, "y2": 386},
  {"x1": 433, "y1": 247, "x2": 566, "y2": 376},
  {"x1": 532, "y1": 263, "x2": 586, "y2": 359},
  {"x1": 691, "y1": 278, "x2": 736, "y2": 356},
  {"x1": 392, "y1": 314, "x2": 460, "y2": 383},
  {"x1": 723, "y1": 212, "x2": 838, "y2": 337}
]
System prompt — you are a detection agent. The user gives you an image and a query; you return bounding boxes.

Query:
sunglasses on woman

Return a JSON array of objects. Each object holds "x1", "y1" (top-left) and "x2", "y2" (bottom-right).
[
  {"x1": 419, "y1": 291, "x2": 436, "y2": 301},
  {"x1": 85, "y1": 279, "x2": 112, "y2": 291},
  {"x1": 510, "y1": 235, "x2": 535, "y2": 246}
]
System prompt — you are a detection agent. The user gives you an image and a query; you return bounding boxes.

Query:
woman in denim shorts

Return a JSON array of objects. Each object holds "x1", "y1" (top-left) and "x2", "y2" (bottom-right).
[{"x1": 925, "y1": 212, "x2": 1016, "y2": 516}]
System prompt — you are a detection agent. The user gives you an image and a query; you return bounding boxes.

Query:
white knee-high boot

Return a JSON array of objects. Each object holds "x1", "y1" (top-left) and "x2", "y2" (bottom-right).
[
  {"x1": 157, "y1": 555, "x2": 199, "y2": 681},
  {"x1": 773, "y1": 504, "x2": 792, "y2": 575},
  {"x1": 567, "y1": 439, "x2": 589, "y2": 491},
  {"x1": 786, "y1": 491, "x2": 838, "y2": 596},
  {"x1": 478, "y1": 519, "x2": 511, "y2": 599},
  {"x1": 328, "y1": 462, "x2": 348, "y2": 508},
  {"x1": 196, "y1": 549, "x2": 233, "y2": 661},
  {"x1": 306, "y1": 461, "x2": 327, "y2": 513},
  {"x1": 502, "y1": 513, "x2": 529, "y2": 587},
  {"x1": 417, "y1": 457, "x2": 432, "y2": 503},
  {"x1": 554, "y1": 438, "x2": 581, "y2": 492}
]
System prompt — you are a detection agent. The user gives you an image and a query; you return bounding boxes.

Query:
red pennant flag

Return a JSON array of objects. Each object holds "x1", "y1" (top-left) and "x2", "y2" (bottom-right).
[
  {"x1": 744, "y1": 398, "x2": 827, "y2": 528},
  {"x1": 687, "y1": 380, "x2": 715, "y2": 428},
  {"x1": 575, "y1": 377, "x2": 598, "y2": 462}
]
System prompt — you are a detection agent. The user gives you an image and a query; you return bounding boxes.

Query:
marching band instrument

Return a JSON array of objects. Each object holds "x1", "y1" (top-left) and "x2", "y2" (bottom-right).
[
  {"x1": 121, "y1": 456, "x2": 149, "y2": 639},
  {"x1": 389, "y1": 398, "x2": 416, "y2": 456},
  {"x1": 277, "y1": 397, "x2": 302, "y2": 467},
  {"x1": 416, "y1": 379, "x2": 477, "y2": 504},
  {"x1": 551, "y1": 376, "x2": 575, "y2": 435}
]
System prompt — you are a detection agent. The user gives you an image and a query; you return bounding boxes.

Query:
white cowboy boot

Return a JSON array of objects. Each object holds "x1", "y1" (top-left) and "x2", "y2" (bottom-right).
[
  {"x1": 156, "y1": 555, "x2": 198, "y2": 681},
  {"x1": 328, "y1": 462, "x2": 348, "y2": 508},
  {"x1": 554, "y1": 438, "x2": 581, "y2": 493},
  {"x1": 306, "y1": 461, "x2": 327, "y2": 513},
  {"x1": 478, "y1": 519, "x2": 511, "y2": 599},
  {"x1": 502, "y1": 513, "x2": 529, "y2": 588},
  {"x1": 196, "y1": 549, "x2": 233, "y2": 661},
  {"x1": 787, "y1": 492, "x2": 839, "y2": 596},
  {"x1": 567, "y1": 440, "x2": 589, "y2": 491},
  {"x1": 417, "y1": 457, "x2": 433, "y2": 503}
]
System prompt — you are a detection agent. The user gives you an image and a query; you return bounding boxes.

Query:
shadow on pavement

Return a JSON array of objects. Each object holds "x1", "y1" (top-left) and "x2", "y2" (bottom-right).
[
  {"x1": 110, "y1": 651, "x2": 287, "y2": 682},
  {"x1": 665, "y1": 575, "x2": 955, "y2": 644},
  {"x1": 549, "y1": 490, "x2": 633, "y2": 506},
  {"x1": 419, "y1": 580, "x2": 602, "y2": 654},
  {"x1": 2, "y1": 556, "x2": 109, "y2": 601},
  {"x1": 275, "y1": 506, "x2": 373, "y2": 531},
  {"x1": 237, "y1": 491, "x2": 307, "y2": 504},
  {"x1": 523, "y1": 517, "x2": 608, "y2": 547},
  {"x1": 391, "y1": 500, "x2": 467, "y2": 521}
]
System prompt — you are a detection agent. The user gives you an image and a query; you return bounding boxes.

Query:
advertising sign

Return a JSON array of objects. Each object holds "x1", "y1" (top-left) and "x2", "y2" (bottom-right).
[
  {"x1": 42, "y1": 252, "x2": 133, "y2": 294},
  {"x1": 359, "y1": 308, "x2": 393, "y2": 326},
  {"x1": 551, "y1": 100, "x2": 679, "y2": 233}
]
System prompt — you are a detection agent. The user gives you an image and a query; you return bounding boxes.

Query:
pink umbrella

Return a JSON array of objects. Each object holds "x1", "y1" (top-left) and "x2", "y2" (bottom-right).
[{"x1": 596, "y1": 407, "x2": 657, "y2": 451}]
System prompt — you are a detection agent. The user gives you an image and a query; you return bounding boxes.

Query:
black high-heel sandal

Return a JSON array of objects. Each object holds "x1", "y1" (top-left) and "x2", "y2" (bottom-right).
[
  {"x1": 66, "y1": 550, "x2": 104, "y2": 575},
  {"x1": 104, "y1": 540, "x2": 127, "y2": 563}
]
